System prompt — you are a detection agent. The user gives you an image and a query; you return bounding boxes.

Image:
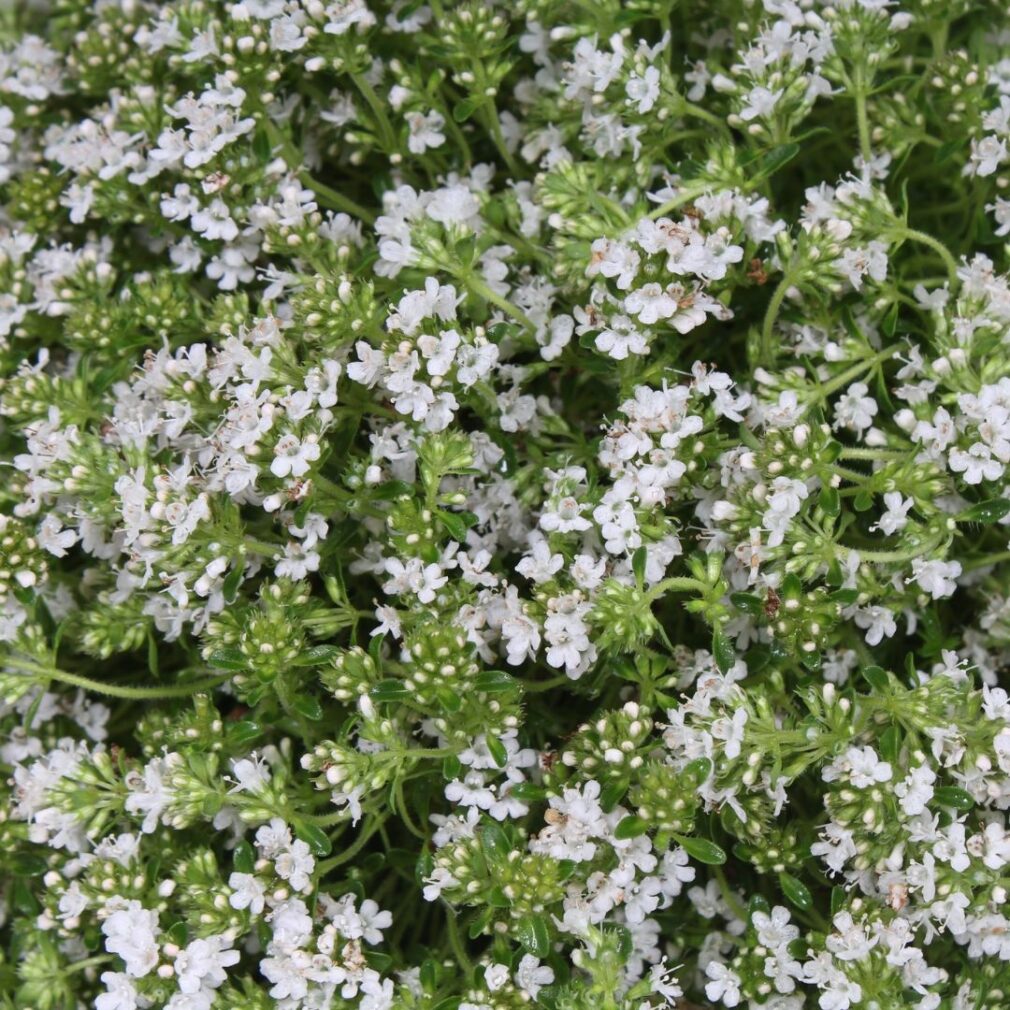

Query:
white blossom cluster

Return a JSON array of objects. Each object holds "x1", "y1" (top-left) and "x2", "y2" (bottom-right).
[{"x1": 3, "y1": 1, "x2": 1010, "y2": 1009}]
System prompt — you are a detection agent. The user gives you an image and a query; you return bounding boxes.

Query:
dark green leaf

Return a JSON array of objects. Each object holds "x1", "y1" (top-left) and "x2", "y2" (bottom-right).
[
  {"x1": 474, "y1": 669, "x2": 520, "y2": 694},
  {"x1": 779, "y1": 872, "x2": 812, "y2": 911},
  {"x1": 486, "y1": 734, "x2": 508, "y2": 769},
  {"x1": 672, "y1": 834, "x2": 727, "y2": 865},
  {"x1": 295, "y1": 821, "x2": 333, "y2": 857},
  {"x1": 207, "y1": 647, "x2": 247, "y2": 671},
  {"x1": 632, "y1": 547, "x2": 647, "y2": 586},
  {"x1": 862, "y1": 665, "x2": 888, "y2": 691},
  {"x1": 515, "y1": 914, "x2": 550, "y2": 957},
  {"x1": 371, "y1": 679, "x2": 410, "y2": 702},
  {"x1": 933, "y1": 786, "x2": 974, "y2": 811},
  {"x1": 959, "y1": 499, "x2": 1010, "y2": 525},
  {"x1": 819, "y1": 485, "x2": 840, "y2": 516},
  {"x1": 293, "y1": 646, "x2": 342, "y2": 667},
  {"x1": 712, "y1": 627, "x2": 735, "y2": 673},
  {"x1": 730, "y1": 592, "x2": 762, "y2": 616},
  {"x1": 614, "y1": 814, "x2": 649, "y2": 839},
  {"x1": 229, "y1": 720, "x2": 262, "y2": 747},
  {"x1": 291, "y1": 694, "x2": 323, "y2": 721},
  {"x1": 233, "y1": 841, "x2": 255, "y2": 874},
  {"x1": 480, "y1": 821, "x2": 510, "y2": 862}
]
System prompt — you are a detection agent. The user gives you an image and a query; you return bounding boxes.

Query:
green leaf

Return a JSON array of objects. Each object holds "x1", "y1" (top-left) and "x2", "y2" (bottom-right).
[
  {"x1": 486, "y1": 734, "x2": 508, "y2": 769},
  {"x1": 453, "y1": 97, "x2": 481, "y2": 122},
  {"x1": 480, "y1": 821, "x2": 510, "y2": 862},
  {"x1": 614, "y1": 814, "x2": 649, "y2": 839},
  {"x1": 712, "y1": 627, "x2": 735, "y2": 674},
  {"x1": 233, "y1": 841, "x2": 255, "y2": 874},
  {"x1": 753, "y1": 142, "x2": 801, "y2": 180},
  {"x1": 730, "y1": 592, "x2": 762, "y2": 616},
  {"x1": 599, "y1": 778, "x2": 628, "y2": 813},
  {"x1": 437, "y1": 509, "x2": 471, "y2": 542},
  {"x1": 229, "y1": 720, "x2": 262, "y2": 747},
  {"x1": 672, "y1": 834, "x2": 727, "y2": 865},
  {"x1": 207, "y1": 647, "x2": 247, "y2": 671},
  {"x1": 862, "y1": 665, "x2": 888, "y2": 691},
  {"x1": 879, "y1": 724, "x2": 901, "y2": 765},
  {"x1": 958, "y1": 499, "x2": 1010, "y2": 525},
  {"x1": 9, "y1": 852, "x2": 47, "y2": 876},
  {"x1": 371, "y1": 679, "x2": 409, "y2": 703},
  {"x1": 515, "y1": 914, "x2": 550, "y2": 957},
  {"x1": 436, "y1": 686, "x2": 462, "y2": 712},
  {"x1": 291, "y1": 694, "x2": 323, "y2": 721},
  {"x1": 830, "y1": 885, "x2": 845, "y2": 916},
  {"x1": 933, "y1": 786, "x2": 974, "y2": 811},
  {"x1": 293, "y1": 646, "x2": 342, "y2": 667},
  {"x1": 474, "y1": 669, "x2": 520, "y2": 694},
  {"x1": 683, "y1": 756, "x2": 713, "y2": 786},
  {"x1": 779, "y1": 872, "x2": 813, "y2": 911},
  {"x1": 853, "y1": 490, "x2": 874, "y2": 512},
  {"x1": 222, "y1": 564, "x2": 243, "y2": 604},
  {"x1": 632, "y1": 546, "x2": 647, "y2": 586},
  {"x1": 295, "y1": 821, "x2": 333, "y2": 857},
  {"x1": 818, "y1": 485, "x2": 840, "y2": 517},
  {"x1": 510, "y1": 782, "x2": 547, "y2": 802}
]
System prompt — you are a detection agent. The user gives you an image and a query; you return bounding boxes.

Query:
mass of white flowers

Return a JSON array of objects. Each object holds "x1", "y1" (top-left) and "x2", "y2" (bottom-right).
[{"x1": 3, "y1": 0, "x2": 1010, "y2": 1008}]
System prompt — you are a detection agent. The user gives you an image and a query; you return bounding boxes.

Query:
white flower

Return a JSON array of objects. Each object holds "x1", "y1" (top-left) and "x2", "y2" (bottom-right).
[
  {"x1": 271, "y1": 433, "x2": 321, "y2": 478},
  {"x1": 406, "y1": 110, "x2": 446, "y2": 154},
  {"x1": 540, "y1": 496, "x2": 591, "y2": 534},
  {"x1": 626, "y1": 67, "x2": 660, "y2": 113},
  {"x1": 101, "y1": 900, "x2": 161, "y2": 978},
  {"x1": 909, "y1": 558, "x2": 961, "y2": 600},
  {"x1": 705, "y1": 962, "x2": 742, "y2": 1007},
  {"x1": 871, "y1": 491, "x2": 913, "y2": 535},
  {"x1": 228, "y1": 872, "x2": 266, "y2": 914},
  {"x1": 96, "y1": 973, "x2": 139, "y2": 1010},
  {"x1": 833, "y1": 382, "x2": 877, "y2": 433},
  {"x1": 37, "y1": 514, "x2": 77, "y2": 557},
  {"x1": 484, "y1": 963, "x2": 509, "y2": 991}
]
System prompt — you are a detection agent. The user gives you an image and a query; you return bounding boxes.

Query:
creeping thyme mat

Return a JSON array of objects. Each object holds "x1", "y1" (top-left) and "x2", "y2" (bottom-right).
[{"x1": 8, "y1": 2, "x2": 1010, "y2": 1009}]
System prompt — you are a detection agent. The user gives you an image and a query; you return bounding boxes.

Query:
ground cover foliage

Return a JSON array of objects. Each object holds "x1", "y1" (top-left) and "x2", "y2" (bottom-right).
[{"x1": 4, "y1": 1, "x2": 1010, "y2": 1008}]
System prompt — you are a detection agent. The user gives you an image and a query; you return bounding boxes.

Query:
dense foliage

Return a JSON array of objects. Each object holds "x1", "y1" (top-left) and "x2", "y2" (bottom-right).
[{"x1": 4, "y1": 0, "x2": 1010, "y2": 1008}]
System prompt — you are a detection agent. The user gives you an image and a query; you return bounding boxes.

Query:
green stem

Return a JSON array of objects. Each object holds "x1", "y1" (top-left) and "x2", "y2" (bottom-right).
[
  {"x1": 303, "y1": 807, "x2": 351, "y2": 827},
  {"x1": 464, "y1": 273, "x2": 535, "y2": 331},
  {"x1": 645, "y1": 576, "x2": 707, "y2": 604},
  {"x1": 394, "y1": 778, "x2": 428, "y2": 840},
  {"x1": 894, "y1": 227, "x2": 959, "y2": 286},
  {"x1": 446, "y1": 909, "x2": 474, "y2": 975},
  {"x1": 804, "y1": 344, "x2": 901, "y2": 414},
  {"x1": 838, "y1": 447, "x2": 905, "y2": 461},
  {"x1": 713, "y1": 864, "x2": 748, "y2": 922},
  {"x1": 647, "y1": 186, "x2": 708, "y2": 221},
  {"x1": 66, "y1": 955, "x2": 112, "y2": 975},
  {"x1": 316, "y1": 816, "x2": 384, "y2": 874},
  {"x1": 244, "y1": 536, "x2": 284, "y2": 559},
  {"x1": 5, "y1": 658, "x2": 230, "y2": 700},
  {"x1": 262, "y1": 119, "x2": 376, "y2": 224},
  {"x1": 964, "y1": 551, "x2": 1010, "y2": 572},
  {"x1": 759, "y1": 270, "x2": 796, "y2": 365},
  {"x1": 481, "y1": 106, "x2": 522, "y2": 179},
  {"x1": 680, "y1": 99, "x2": 727, "y2": 132},
  {"x1": 522, "y1": 674, "x2": 569, "y2": 693},
  {"x1": 853, "y1": 64, "x2": 872, "y2": 162},
  {"x1": 839, "y1": 534, "x2": 943, "y2": 564},
  {"x1": 351, "y1": 72, "x2": 398, "y2": 152}
]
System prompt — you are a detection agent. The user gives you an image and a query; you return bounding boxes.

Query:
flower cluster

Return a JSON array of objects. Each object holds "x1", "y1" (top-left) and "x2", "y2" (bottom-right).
[{"x1": 3, "y1": 1, "x2": 1010, "y2": 1009}]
